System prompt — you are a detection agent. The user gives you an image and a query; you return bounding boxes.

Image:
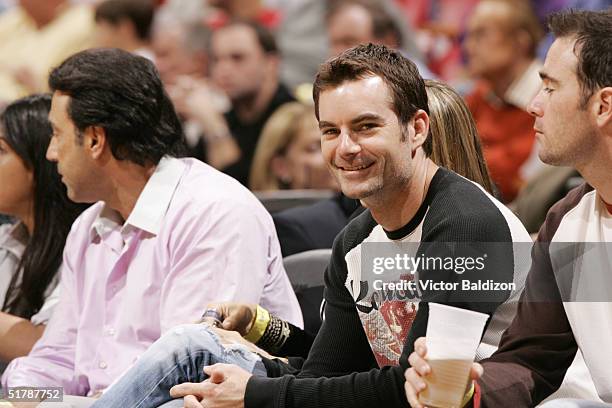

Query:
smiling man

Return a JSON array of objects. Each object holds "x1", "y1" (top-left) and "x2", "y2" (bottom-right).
[{"x1": 227, "y1": 43, "x2": 529, "y2": 408}]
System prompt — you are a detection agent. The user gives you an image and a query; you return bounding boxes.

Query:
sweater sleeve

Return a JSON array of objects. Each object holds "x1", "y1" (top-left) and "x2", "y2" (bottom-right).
[
  {"x1": 476, "y1": 249, "x2": 577, "y2": 406},
  {"x1": 245, "y1": 229, "x2": 410, "y2": 408},
  {"x1": 268, "y1": 322, "x2": 314, "y2": 359},
  {"x1": 475, "y1": 187, "x2": 589, "y2": 407}
]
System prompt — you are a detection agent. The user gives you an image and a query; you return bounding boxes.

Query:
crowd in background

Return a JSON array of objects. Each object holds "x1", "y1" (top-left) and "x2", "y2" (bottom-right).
[{"x1": 0, "y1": 0, "x2": 608, "y2": 214}]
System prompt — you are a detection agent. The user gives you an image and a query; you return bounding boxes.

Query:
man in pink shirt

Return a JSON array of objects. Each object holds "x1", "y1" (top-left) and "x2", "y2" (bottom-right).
[{"x1": 1, "y1": 48, "x2": 302, "y2": 401}]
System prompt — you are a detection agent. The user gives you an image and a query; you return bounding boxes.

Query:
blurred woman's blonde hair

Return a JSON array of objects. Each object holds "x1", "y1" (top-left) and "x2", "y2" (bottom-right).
[
  {"x1": 424, "y1": 79, "x2": 496, "y2": 195},
  {"x1": 249, "y1": 102, "x2": 315, "y2": 191}
]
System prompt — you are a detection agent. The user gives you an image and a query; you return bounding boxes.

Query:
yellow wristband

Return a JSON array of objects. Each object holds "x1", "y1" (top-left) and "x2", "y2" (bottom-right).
[
  {"x1": 244, "y1": 305, "x2": 270, "y2": 343},
  {"x1": 461, "y1": 382, "x2": 475, "y2": 407}
]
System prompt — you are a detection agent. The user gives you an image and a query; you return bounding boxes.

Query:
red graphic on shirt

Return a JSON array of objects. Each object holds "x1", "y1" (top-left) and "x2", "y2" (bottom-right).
[{"x1": 357, "y1": 274, "x2": 419, "y2": 367}]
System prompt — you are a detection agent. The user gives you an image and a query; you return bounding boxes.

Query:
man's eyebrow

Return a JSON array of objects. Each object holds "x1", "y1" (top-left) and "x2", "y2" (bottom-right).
[
  {"x1": 539, "y1": 71, "x2": 560, "y2": 85},
  {"x1": 318, "y1": 114, "x2": 384, "y2": 130},
  {"x1": 350, "y1": 113, "x2": 384, "y2": 124},
  {"x1": 318, "y1": 120, "x2": 336, "y2": 129}
]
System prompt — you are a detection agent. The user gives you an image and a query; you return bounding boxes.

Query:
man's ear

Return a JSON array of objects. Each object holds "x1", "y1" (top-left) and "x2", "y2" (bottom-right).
[
  {"x1": 85, "y1": 126, "x2": 107, "y2": 160},
  {"x1": 594, "y1": 87, "x2": 612, "y2": 129},
  {"x1": 411, "y1": 109, "x2": 430, "y2": 152}
]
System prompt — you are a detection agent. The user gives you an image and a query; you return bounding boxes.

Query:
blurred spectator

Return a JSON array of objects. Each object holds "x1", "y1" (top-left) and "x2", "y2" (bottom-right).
[
  {"x1": 94, "y1": 0, "x2": 155, "y2": 61},
  {"x1": 211, "y1": 20, "x2": 295, "y2": 186},
  {"x1": 328, "y1": 0, "x2": 393, "y2": 55},
  {"x1": 0, "y1": 0, "x2": 94, "y2": 103},
  {"x1": 168, "y1": 76, "x2": 241, "y2": 169},
  {"x1": 396, "y1": 0, "x2": 479, "y2": 80},
  {"x1": 326, "y1": 0, "x2": 432, "y2": 77},
  {"x1": 150, "y1": 0, "x2": 209, "y2": 34},
  {"x1": 163, "y1": 19, "x2": 293, "y2": 182},
  {"x1": 151, "y1": 5, "x2": 209, "y2": 86},
  {"x1": 277, "y1": 0, "x2": 428, "y2": 90},
  {"x1": 275, "y1": 0, "x2": 328, "y2": 89},
  {"x1": 464, "y1": 0, "x2": 544, "y2": 202},
  {"x1": 153, "y1": 1, "x2": 240, "y2": 168},
  {"x1": 149, "y1": 5, "x2": 242, "y2": 170},
  {"x1": 206, "y1": 0, "x2": 281, "y2": 29},
  {"x1": 250, "y1": 102, "x2": 337, "y2": 192}
]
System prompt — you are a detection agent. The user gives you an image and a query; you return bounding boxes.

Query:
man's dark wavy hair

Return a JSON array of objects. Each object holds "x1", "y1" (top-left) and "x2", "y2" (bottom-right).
[{"x1": 48, "y1": 48, "x2": 186, "y2": 166}]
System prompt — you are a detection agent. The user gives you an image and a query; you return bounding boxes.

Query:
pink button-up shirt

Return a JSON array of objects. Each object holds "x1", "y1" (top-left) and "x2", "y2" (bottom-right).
[{"x1": 2, "y1": 157, "x2": 302, "y2": 395}]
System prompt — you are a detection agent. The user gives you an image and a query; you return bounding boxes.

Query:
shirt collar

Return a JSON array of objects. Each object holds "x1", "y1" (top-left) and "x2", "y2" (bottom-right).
[
  {"x1": 90, "y1": 156, "x2": 186, "y2": 241},
  {"x1": 0, "y1": 222, "x2": 28, "y2": 258}
]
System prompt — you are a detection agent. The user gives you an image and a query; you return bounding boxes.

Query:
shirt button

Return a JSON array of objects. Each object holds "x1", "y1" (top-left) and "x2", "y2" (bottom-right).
[{"x1": 99, "y1": 361, "x2": 108, "y2": 369}]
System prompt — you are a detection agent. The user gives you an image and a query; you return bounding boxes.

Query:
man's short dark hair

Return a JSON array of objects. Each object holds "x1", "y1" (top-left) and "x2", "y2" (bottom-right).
[
  {"x1": 214, "y1": 20, "x2": 278, "y2": 55},
  {"x1": 49, "y1": 48, "x2": 185, "y2": 166},
  {"x1": 95, "y1": 0, "x2": 155, "y2": 41},
  {"x1": 548, "y1": 8, "x2": 612, "y2": 106},
  {"x1": 313, "y1": 43, "x2": 428, "y2": 143}
]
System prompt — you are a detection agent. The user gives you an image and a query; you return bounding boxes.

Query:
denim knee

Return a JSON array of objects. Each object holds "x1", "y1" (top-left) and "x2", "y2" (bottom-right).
[
  {"x1": 147, "y1": 324, "x2": 221, "y2": 362},
  {"x1": 166, "y1": 324, "x2": 218, "y2": 346}
]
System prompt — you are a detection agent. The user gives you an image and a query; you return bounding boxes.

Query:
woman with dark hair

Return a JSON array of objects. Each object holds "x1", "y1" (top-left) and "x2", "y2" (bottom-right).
[{"x1": 0, "y1": 94, "x2": 88, "y2": 363}]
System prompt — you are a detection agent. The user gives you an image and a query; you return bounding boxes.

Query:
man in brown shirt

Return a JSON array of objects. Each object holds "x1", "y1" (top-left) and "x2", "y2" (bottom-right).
[{"x1": 405, "y1": 8, "x2": 612, "y2": 408}]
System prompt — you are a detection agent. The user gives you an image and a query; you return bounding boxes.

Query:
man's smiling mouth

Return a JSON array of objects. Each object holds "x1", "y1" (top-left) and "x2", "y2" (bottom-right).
[{"x1": 336, "y1": 163, "x2": 374, "y2": 171}]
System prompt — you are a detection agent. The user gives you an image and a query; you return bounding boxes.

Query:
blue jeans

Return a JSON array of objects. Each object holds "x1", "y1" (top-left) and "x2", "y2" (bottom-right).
[
  {"x1": 92, "y1": 324, "x2": 267, "y2": 408},
  {"x1": 539, "y1": 399, "x2": 612, "y2": 408}
]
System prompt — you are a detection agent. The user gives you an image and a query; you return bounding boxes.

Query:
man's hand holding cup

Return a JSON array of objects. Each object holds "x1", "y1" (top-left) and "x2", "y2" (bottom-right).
[{"x1": 404, "y1": 303, "x2": 488, "y2": 408}]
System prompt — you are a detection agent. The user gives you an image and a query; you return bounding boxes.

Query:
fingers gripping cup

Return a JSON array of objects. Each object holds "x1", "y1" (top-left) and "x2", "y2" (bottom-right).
[{"x1": 418, "y1": 303, "x2": 489, "y2": 408}]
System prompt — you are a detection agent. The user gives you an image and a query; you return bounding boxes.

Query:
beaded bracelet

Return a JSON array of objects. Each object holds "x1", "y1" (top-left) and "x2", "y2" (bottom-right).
[{"x1": 255, "y1": 315, "x2": 291, "y2": 354}]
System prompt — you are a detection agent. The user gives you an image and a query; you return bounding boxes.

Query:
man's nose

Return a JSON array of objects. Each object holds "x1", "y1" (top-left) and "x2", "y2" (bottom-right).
[
  {"x1": 337, "y1": 130, "x2": 361, "y2": 157},
  {"x1": 527, "y1": 91, "x2": 544, "y2": 118},
  {"x1": 46, "y1": 137, "x2": 58, "y2": 162}
]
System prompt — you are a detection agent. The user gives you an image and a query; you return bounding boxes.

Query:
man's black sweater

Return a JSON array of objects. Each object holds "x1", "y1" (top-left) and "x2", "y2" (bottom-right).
[{"x1": 246, "y1": 168, "x2": 530, "y2": 408}]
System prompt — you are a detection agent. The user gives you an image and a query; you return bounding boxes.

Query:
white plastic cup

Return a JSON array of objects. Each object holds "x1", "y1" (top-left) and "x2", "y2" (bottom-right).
[{"x1": 418, "y1": 303, "x2": 489, "y2": 408}]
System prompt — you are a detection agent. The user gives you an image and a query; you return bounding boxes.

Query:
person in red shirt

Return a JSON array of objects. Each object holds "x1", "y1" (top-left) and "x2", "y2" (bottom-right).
[{"x1": 464, "y1": 0, "x2": 544, "y2": 202}]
